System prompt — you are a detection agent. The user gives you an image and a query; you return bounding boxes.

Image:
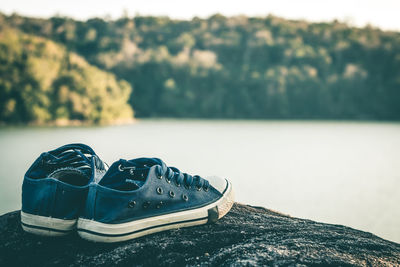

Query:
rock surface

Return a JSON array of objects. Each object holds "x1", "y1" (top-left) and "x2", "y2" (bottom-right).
[{"x1": 0, "y1": 203, "x2": 399, "y2": 266}]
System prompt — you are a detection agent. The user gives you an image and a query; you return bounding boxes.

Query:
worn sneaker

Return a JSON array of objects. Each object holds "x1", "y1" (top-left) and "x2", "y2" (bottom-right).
[
  {"x1": 77, "y1": 158, "x2": 234, "y2": 243},
  {"x1": 21, "y1": 143, "x2": 106, "y2": 236}
]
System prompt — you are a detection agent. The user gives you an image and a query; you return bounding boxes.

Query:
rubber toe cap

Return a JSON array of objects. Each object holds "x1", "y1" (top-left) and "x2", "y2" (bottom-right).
[{"x1": 206, "y1": 176, "x2": 228, "y2": 194}]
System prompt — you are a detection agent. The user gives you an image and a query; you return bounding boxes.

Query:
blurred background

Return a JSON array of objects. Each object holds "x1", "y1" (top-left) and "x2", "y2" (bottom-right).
[{"x1": 0, "y1": 1, "x2": 399, "y2": 243}]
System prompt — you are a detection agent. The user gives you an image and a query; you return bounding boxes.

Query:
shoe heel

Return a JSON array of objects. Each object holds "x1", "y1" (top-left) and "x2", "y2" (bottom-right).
[{"x1": 20, "y1": 211, "x2": 76, "y2": 236}]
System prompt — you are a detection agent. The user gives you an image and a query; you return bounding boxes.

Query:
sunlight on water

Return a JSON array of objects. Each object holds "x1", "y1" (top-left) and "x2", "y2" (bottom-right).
[{"x1": 0, "y1": 120, "x2": 399, "y2": 243}]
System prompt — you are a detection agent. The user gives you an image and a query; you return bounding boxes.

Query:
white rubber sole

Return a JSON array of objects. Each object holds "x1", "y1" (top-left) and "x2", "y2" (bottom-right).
[
  {"x1": 20, "y1": 211, "x2": 77, "y2": 236},
  {"x1": 77, "y1": 182, "x2": 234, "y2": 243}
]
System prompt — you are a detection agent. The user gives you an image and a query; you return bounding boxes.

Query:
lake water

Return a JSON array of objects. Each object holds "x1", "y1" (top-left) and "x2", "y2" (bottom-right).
[{"x1": 0, "y1": 120, "x2": 399, "y2": 243}]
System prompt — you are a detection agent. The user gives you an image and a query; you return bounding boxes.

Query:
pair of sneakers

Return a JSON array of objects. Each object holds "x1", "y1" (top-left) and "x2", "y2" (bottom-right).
[{"x1": 21, "y1": 144, "x2": 234, "y2": 243}]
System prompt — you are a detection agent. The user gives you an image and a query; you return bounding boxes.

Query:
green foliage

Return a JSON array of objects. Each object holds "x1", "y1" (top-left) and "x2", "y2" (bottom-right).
[
  {"x1": 1, "y1": 13, "x2": 400, "y2": 121},
  {"x1": 0, "y1": 23, "x2": 133, "y2": 124}
]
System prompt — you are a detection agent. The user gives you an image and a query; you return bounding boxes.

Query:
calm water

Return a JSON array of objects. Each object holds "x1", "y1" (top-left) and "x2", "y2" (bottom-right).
[{"x1": 0, "y1": 120, "x2": 399, "y2": 243}]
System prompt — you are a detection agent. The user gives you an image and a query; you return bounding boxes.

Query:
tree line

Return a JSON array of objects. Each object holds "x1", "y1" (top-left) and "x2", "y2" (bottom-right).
[{"x1": 1, "y1": 13, "x2": 399, "y2": 123}]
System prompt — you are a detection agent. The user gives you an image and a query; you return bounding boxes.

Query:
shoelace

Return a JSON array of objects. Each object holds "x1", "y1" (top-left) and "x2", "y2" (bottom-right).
[
  {"x1": 155, "y1": 160, "x2": 210, "y2": 191},
  {"x1": 43, "y1": 143, "x2": 106, "y2": 172}
]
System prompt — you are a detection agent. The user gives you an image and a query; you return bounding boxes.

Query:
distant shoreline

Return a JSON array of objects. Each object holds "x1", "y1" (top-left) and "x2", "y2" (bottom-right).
[
  {"x1": 0, "y1": 118, "x2": 137, "y2": 127},
  {"x1": 1, "y1": 117, "x2": 400, "y2": 127}
]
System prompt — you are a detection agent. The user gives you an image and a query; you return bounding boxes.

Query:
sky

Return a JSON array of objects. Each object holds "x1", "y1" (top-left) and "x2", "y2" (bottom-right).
[{"x1": 0, "y1": 0, "x2": 399, "y2": 31}]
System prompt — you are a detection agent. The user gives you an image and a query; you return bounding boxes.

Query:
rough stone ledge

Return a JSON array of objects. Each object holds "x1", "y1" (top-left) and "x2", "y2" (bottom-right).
[{"x1": 0, "y1": 203, "x2": 399, "y2": 266}]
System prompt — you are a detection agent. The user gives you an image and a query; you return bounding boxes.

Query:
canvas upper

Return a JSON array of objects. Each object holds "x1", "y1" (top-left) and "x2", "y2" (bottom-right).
[
  {"x1": 80, "y1": 158, "x2": 229, "y2": 224},
  {"x1": 21, "y1": 143, "x2": 106, "y2": 220}
]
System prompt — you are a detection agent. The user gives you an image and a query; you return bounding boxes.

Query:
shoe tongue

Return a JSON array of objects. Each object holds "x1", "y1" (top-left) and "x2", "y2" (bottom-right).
[
  {"x1": 129, "y1": 157, "x2": 163, "y2": 168},
  {"x1": 91, "y1": 157, "x2": 106, "y2": 183},
  {"x1": 99, "y1": 159, "x2": 157, "y2": 190}
]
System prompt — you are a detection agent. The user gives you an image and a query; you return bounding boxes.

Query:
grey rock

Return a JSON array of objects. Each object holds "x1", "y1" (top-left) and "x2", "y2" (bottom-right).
[{"x1": 0, "y1": 203, "x2": 399, "y2": 266}]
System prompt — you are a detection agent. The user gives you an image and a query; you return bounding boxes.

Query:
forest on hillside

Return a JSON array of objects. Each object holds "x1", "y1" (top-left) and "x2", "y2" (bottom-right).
[{"x1": 1, "y1": 13, "x2": 400, "y2": 124}]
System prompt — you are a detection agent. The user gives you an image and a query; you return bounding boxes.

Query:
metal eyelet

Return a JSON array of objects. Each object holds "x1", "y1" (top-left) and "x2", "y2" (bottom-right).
[
  {"x1": 182, "y1": 194, "x2": 188, "y2": 202},
  {"x1": 156, "y1": 201, "x2": 163, "y2": 209},
  {"x1": 128, "y1": 200, "x2": 136, "y2": 208},
  {"x1": 142, "y1": 201, "x2": 150, "y2": 209},
  {"x1": 175, "y1": 180, "x2": 181, "y2": 187},
  {"x1": 156, "y1": 187, "x2": 163, "y2": 195},
  {"x1": 165, "y1": 177, "x2": 171, "y2": 184},
  {"x1": 196, "y1": 186, "x2": 202, "y2": 191},
  {"x1": 169, "y1": 191, "x2": 175, "y2": 198},
  {"x1": 204, "y1": 187, "x2": 209, "y2": 192},
  {"x1": 118, "y1": 164, "x2": 124, "y2": 171},
  {"x1": 157, "y1": 174, "x2": 163, "y2": 179}
]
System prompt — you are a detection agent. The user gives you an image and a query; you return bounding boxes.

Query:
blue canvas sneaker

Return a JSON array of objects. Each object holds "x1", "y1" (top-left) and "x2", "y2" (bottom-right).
[
  {"x1": 21, "y1": 143, "x2": 106, "y2": 236},
  {"x1": 77, "y1": 158, "x2": 234, "y2": 243}
]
